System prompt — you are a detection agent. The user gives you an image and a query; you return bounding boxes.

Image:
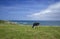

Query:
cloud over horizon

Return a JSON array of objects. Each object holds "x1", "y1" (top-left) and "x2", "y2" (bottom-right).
[{"x1": 27, "y1": 2, "x2": 60, "y2": 20}]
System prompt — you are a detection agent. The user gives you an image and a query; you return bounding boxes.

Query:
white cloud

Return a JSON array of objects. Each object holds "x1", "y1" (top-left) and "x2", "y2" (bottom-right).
[{"x1": 27, "y1": 2, "x2": 60, "y2": 20}]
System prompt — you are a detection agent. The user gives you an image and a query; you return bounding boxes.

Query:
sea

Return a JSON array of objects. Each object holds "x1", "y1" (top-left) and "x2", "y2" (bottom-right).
[{"x1": 10, "y1": 20, "x2": 60, "y2": 26}]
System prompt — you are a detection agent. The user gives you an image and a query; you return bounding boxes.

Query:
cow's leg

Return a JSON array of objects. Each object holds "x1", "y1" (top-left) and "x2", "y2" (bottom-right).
[
  {"x1": 32, "y1": 25, "x2": 35, "y2": 28},
  {"x1": 32, "y1": 26, "x2": 34, "y2": 28}
]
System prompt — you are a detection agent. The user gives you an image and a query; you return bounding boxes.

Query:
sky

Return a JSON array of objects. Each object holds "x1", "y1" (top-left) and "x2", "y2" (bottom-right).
[{"x1": 0, "y1": 0, "x2": 60, "y2": 20}]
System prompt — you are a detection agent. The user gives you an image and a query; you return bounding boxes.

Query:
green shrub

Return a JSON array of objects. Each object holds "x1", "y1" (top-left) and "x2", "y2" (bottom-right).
[{"x1": 0, "y1": 20, "x2": 6, "y2": 23}]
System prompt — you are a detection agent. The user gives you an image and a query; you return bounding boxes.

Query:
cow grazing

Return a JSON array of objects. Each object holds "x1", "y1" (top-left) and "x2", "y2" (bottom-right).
[{"x1": 32, "y1": 22, "x2": 40, "y2": 28}]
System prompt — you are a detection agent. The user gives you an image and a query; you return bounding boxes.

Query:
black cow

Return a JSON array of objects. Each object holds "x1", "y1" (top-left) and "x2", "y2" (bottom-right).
[{"x1": 32, "y1": 22, "x2": 40, "y2": 28}]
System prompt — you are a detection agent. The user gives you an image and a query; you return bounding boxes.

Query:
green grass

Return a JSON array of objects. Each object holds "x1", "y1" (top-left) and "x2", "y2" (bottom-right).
[{"x1": 0, "y1": 24, "x2": 60, "y2": 39}]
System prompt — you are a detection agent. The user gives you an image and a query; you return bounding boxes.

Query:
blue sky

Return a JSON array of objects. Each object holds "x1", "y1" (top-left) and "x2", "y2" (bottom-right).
[{"x1": 0, "y1": 0, "x2": 60, "y2": 20}]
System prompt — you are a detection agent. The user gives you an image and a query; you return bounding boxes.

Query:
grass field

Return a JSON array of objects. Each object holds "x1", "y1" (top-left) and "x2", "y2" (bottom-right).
[{"x1": 0, "y1": 23, "x2": 60, "y2": 39}]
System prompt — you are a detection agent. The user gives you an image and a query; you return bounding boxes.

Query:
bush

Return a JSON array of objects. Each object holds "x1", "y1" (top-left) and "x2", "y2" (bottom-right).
[{"x1": 0, "y1": 20, "x2": 6, "y2": 23}]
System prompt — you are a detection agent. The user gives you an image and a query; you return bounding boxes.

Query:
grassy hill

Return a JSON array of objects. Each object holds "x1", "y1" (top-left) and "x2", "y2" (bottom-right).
[{"x1": 0, "y1": 23, "x2": 60, "y2": 39}]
